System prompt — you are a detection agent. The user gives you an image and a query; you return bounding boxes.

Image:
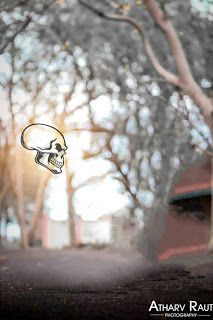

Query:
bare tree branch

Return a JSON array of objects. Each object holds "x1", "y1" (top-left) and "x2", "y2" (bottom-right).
[
  {"x1": 79, "y1": 0, "x2": 213, "y2": 129},
  {"x1": 74, "y1": 171, "x2": 113, "y2": 192},
  {"x1": 144, "y1": 0, "x2": 194, "y2": 84},
  {"x1": 0, "y1": 0, "x2": 56, "y2": 55},
  {"x1": 70, "y1": 124, "x2": 114, "y2": 134},
  {"x1": 78, "y1": 0, "x2": 179, "y2": 86},
  {"x1": 0, "y1": 15, "x2": 32, "y2": 55},
  {"x1": 28, "y1": 171, "x2": 51, "y2": 244},
  {"x1": 0, "y1": 182, "x2": 10, "y2": 208}
]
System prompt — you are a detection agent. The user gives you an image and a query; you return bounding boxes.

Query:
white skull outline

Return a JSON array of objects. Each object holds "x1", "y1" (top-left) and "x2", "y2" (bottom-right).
[{"x1": 21, "y1": 123, "x2": 67, "y2": 174}]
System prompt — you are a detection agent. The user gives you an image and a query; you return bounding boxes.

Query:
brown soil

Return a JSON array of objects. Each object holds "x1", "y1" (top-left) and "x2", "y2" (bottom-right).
[{"x1": 0, "y1": 248, "x2": 212, "y2": 320}]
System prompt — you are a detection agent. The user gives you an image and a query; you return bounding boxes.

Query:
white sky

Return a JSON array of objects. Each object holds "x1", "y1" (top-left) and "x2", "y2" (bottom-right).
[{"x1": 46, "y1": 172, "x2": 129, "y2": 221}]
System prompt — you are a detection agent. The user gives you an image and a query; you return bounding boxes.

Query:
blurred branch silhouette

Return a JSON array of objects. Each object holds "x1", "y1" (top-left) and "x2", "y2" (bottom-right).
[
  {"x1": 79, "y1": 0, "x2": 213, "y2": 256},
  {"x1": 0, "y1": 15, "x2": 32, "y2": 55}
]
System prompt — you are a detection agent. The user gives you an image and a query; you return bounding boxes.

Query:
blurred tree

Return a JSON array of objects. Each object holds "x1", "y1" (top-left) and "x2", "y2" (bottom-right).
[
  {"x1": 76, "y1": 0, "x2": 213, "y2": 258},
  {"x1": 0, "y1": 45, "x2": 51, "y2": 247},
  {"x1": 0, "y1": 0, "x2": 116, "y2": 248}
]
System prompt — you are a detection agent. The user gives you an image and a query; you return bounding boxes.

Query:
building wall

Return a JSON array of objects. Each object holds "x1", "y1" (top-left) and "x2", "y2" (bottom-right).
[
  {"x1": 45, "y1": 218, "x2": 70, "y2": 249},
  {"x1": 111, "y1": 216, "x2": 140, "y2": 250},
  {"x1": 42, "y1": 215, "x2": 111, "y2": 248},
  {"x1": 173, "y1": 157, "x2": 211, "y2": 195},
  {"x1": 82, "y1": 220, "x2": 111, "y2": 245},
  {"x1": 111, "y1": 202, "x2": 210, "y2": 260},
  {"x1": 158, "y1": 207, "x2": 209, "y2": 260}
]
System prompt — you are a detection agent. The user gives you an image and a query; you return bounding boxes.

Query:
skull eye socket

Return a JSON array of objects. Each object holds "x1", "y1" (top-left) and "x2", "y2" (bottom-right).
[{"x1": 55, "y1": 143, "x2": 63, "y2": 152}]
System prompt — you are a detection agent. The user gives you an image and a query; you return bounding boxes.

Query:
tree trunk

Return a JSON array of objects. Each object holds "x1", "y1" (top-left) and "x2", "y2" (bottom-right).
[
  {"x1": 137, "y1": 207, "x2": 166, "y2": 263},
  {"x1": 28, "y1": 171, "x2": 51, "y2": 245},
  {"x1": 65, "y1": 163, "x2": 77, "y2": 247},
  {"x1": 0, "y1": 183, "x2": 9, "y2": 208},
  {"x1": 207, "y1": 158, "x2": 213, "y2": 253},
  {"x1": 14, "y1": 147, "x2": 28, "y2": 249},
  {"x1": 67, "y1": 188, "x2": 77, "y2": 247}
]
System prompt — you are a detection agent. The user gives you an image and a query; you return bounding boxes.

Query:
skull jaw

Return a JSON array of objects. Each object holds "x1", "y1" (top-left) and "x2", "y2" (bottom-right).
[{"x1": 35, "y1": 151, "x2": 63, "y2": 174}]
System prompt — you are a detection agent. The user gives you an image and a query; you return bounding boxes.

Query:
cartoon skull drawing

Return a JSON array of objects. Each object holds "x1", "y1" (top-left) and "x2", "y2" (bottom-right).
[{"x1": 21, "y1": 124, "x2": 67, "y2": 174}]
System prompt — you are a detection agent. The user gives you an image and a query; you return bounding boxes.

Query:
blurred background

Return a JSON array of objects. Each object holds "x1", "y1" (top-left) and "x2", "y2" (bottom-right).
[{"x1": 0, "y1": 0, "x2": 213, "y2": 263}]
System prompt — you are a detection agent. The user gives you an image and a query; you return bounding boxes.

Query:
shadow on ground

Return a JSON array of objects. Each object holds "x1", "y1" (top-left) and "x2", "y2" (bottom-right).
[{"x1": 0, "y1": 248, "x2": 212, "y2": 320}]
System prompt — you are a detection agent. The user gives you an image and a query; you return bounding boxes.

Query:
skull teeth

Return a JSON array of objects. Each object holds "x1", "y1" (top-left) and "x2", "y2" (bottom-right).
[{"x1": 49, "y1": 158, "x2": 63, "y2": 168}]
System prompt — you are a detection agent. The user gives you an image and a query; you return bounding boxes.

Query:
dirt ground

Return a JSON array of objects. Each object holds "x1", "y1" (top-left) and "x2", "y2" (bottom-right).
[{"x1": 0, "y1": 248, "x2": 212, "y2": 320}]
